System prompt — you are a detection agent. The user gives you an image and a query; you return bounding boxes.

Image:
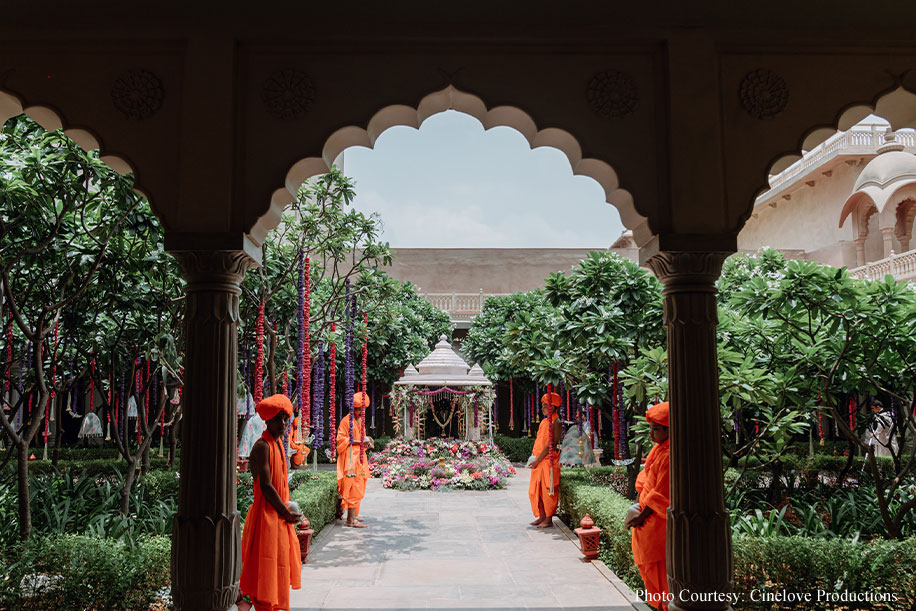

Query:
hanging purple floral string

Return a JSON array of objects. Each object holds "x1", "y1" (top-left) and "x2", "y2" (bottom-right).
[
  {"x1": 473, "y1": 393, "x2": 479, "y2": 428},
  {"x1": 296, "y1": 250, "x2": 305, "y2": 420},
  {"x1": 617, "y1": 365, "x2": 628, "y2": 459},
  {"x1": 370, "y1": 380, "x2": 376, "y2": 431},
  {"x1": 535, "y1": 382, "x2": 540, "y2": 424},
  {"x1": 312, "y1": 343, "x2": 324, "y2": 446},
  {"x1": 344, "y1": 280, "x2": 355, "y2": 445},
  {"x1": 119, "y1": 371, "x2": 126, "y2": 442}
]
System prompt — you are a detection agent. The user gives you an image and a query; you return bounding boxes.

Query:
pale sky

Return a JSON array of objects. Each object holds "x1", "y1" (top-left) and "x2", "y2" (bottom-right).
[{"x1": 342, "y1": 110, "x2": 625, "y2": 248}]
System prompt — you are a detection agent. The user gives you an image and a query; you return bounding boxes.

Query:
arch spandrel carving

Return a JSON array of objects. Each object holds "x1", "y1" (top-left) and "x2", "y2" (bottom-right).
[
  {"x1": 722, "y1": 49, "x2": 916, "y2": 238},
  {"x1": 0, "y1": 45, "x2": 185, "y2": 230},
  {"x1": 238, "y1": 46, "x2": 663, "y2": 248}
]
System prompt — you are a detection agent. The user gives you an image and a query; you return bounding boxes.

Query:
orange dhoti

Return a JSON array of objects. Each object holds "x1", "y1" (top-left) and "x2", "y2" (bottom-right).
[
  {"x1": 528, "y1": 412, "x2": 561, "y2": 518},
  {"x1": 336, "y1": 413, "x2": 369, "y2": 517},
  {"x1": 240, "y1": 430, "x2": 301, "y2": 611}
]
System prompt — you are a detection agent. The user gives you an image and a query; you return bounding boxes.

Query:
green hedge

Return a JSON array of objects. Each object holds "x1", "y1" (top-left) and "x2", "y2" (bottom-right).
[
  {"x1": 23, "y1": 457, "x2": 174, "y2": 478},
  {"x1": 0, "y1": 534, "x2": 170, "y2": 611},
  {"x1": 559, "y1": 469, "x2": 916, "y2": 610},
  {"x1": 734, "y1": 535, "x2": 916, "y2": 610},
  {"x1": 289, "y1": 471, "x2": 340, "y2": 535},
  {"x1": 493, "y1": 434, "x2": 535, "y2": 463},
  {"x1": 139, "y1": 469, "x2": 180, "y2": 500}
]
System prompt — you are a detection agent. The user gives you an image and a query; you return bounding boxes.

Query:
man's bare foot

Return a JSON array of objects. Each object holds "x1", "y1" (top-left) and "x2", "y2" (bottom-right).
[
  {"x1": 346, "y1": 520, "x2": 367, "y2": 528},
  {"x1": 536, "y1": 518, "x2": 554, "y2": 529},
  {"x1": 529, "y1": 516, "x2": 545, "y2": 526}
]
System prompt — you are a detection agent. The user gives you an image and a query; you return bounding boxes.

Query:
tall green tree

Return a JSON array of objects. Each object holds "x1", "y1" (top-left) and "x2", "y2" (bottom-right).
[{"x1": 0, "y1": 115, "x2": 156, "y2": 539}]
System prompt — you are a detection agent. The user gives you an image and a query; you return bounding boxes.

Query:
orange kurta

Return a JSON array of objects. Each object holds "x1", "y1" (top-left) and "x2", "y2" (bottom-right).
[
  {"x1": 336, "y1": 414, "x2": 369, "y2": 516},
  {"x1": 240, "y1": 431, "x2": 301, "y2": 611},
  {"x1": 632, "y1": 439, "x2": 670, "y2": 609},
  {"x1": 528, "y1": 412, "x2": 561, "y2": 518}
]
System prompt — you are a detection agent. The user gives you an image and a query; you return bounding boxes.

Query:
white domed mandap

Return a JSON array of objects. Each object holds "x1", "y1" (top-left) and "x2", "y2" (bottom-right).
[{"x1": 390, "y1": 335, "x2": 495, "y2": 441}]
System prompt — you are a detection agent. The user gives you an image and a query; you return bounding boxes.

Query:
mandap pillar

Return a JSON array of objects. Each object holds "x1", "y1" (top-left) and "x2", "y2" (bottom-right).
[
  {"x1": 169, "y1": 243, "x2": 258, "y2": 611},
  {"x1": 647, "y1": 251, "x2": 734, "y2": 611}
]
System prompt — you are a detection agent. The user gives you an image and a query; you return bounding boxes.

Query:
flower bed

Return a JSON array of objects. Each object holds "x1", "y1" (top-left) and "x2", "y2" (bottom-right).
[{"x1": 369, "y1": 437, "x2": 516, "y2": 491}]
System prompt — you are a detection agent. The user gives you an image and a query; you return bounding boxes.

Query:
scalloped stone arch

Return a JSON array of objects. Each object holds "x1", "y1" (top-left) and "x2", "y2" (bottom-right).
[
  {"x1": 0, "y1": 88, "x2": 148, "y2": 200},
  {"x1": 251, "y1": 85, "x2": 647, "y2": 247},
  {"x1": 767, "y1": 87, "x2": 916, "y2": 181}
]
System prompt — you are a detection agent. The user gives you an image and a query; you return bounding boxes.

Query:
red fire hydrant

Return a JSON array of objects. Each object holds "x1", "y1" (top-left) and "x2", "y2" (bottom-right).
[
  {"x1": 297, "y1": 518, "x2": 315, "y2": 563},
  {"x1": 573, "y1": 513, "x2": 602, "y2": 562}
]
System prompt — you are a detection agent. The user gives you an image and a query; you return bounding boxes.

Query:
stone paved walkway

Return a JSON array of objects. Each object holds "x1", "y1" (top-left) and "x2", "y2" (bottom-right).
[{"x1": 289, "y1": 468, "x2": 642, "y2": 611}]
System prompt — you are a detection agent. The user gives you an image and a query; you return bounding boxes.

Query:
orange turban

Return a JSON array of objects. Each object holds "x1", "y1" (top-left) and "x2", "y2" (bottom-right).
[
  {"x1": 353, "y1": 392, "x2": 370, "y2": 408},
  {"x1": 256, "y1": 394, "x2": 293, "y2": 421},
  {"x1": 540, "y1": 392, "x2": 561, "y2": 407},
  {"x1": 646, "y1": 401, "x2": 669, "y2": 427}
]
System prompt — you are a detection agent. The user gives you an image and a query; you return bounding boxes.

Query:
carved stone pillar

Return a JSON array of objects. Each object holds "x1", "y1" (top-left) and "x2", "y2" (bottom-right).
[
  {"x1": 647, "y1": 251, "x2": 734, "y2": 611},
  {"x1": 881, "y1": 227, "x2": 896, "y2": 258},
  {"x1": 854, "y1": 237, "x2": 867, "y2": 267},
  {"x1": 170, "y1": 249, "x2": 256, "y2": 611}
]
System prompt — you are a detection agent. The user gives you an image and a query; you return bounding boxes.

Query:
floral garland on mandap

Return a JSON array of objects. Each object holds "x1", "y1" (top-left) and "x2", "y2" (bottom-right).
[
  {"x1": 389, "y1": 384, "x2": 496, "y2": 437},
  {"x1": 369, "y1": 437, "x2": 515, "y2": 491}
]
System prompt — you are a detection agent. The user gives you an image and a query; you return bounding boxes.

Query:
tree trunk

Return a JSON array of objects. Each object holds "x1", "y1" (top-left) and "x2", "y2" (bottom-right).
[
  {"x1": 142, "y1": 444, "x2": 150, "y2": 471},
  {"x1": 267, "y1": 328, "x2": 277, "y2": 396},
  {"x1": 120, "y1": 455, "x2": 138, "y2": 515},
  {"x1": 767, "y1": 460, "x2": 784, "y2": 505},
  {"x1": 626, "y1": 443, "x2": 643, "y2": 500},
  {"x1": 17, "y1": 441, "x2": 30, "y2": 541},
  {"x1": 836, "y1": 439, "x2": 856, "y2": 485}
]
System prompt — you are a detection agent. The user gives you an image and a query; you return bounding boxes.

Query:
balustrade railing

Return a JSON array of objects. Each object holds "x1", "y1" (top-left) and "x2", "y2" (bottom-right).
[
  {"x1": 419, "y1": 292, "x2": 511, "y2": 321},
  {"x1": 764, "y1": 127, "x2": 916, "y2": 194},
  {"x1": 849, "y1": 249, "x2": 916, "y2": 281}
]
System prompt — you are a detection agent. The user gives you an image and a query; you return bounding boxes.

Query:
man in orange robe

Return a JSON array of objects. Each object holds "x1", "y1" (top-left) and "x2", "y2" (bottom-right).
[
  {"x1": 626, "y1": 401, "x2": 670, "y2": 611},
  {"x1": 528, "y1": 391, "x2": 562, "y2": 528},
  {"x1": 240, "y1": 394, "x2": 302, "y2": 611},
  {"x1": 289, "y1": 416, "x2": 311, "y2": 469},
  {"x1": 337, "y1": 392, "x2": 373, "y2": 527}
]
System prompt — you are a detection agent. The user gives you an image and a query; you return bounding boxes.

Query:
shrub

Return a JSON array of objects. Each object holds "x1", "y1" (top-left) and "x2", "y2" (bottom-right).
[
  {"x1": 493, "y1": 434, "x2": 535, "y2": 463},
  {"x1": 0, "y1": 534, "x2": 170, "y2": 611},
  {"x1": 734, "y1": 535, "x2": 916, "y2": 610},
  {"x1": 139, "y1": 469, "x2": 180, "y2": 500},
  {"x1": 24, "y1": 457, "x2": 174, "y2": 478},
  {"x1": 288, "y1": 471, "x2": 340, "y2": 535}
]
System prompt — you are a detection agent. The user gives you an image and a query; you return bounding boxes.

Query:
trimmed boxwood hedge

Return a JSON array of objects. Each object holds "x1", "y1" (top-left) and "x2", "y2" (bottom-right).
[
  {"x1": 493, "y1": 434, "x2": 535, "y2": 463},
  {"x1": 289, "y1": 470, "x2": 340, "y2": 535},
  {"x1": 24, "y1": 457, "x2": 174, "y2": 478},
  {"x1": 558, "y1": 468, "x2": 916, "y2": 610},
  {"x1": 0, "y1": 534, "x2": 170, "y2": 611}
]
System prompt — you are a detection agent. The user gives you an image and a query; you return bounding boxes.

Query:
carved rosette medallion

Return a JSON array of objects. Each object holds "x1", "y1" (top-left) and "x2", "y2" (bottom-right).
[
  {"x1": 262, "y1": 69, "x2": 316, "y2": 120},
  {"x1": 111, "y1": 69, "x2": 164, "y2": 120},
  {"x1": 586, "y1": 69, "x2": 638, "y2": 119},
  {"x1": 739, "y1": 69, "x2": 789, "y2": 120}
]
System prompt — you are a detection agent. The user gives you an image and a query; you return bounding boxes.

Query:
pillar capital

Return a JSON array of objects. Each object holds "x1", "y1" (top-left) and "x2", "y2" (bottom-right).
[
  {"x1": 646, "y1": 251, "x2": 729, "y2": 295},
  {"x1": 171, "y1": 250, "x2": 257, "y2": 294}
]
